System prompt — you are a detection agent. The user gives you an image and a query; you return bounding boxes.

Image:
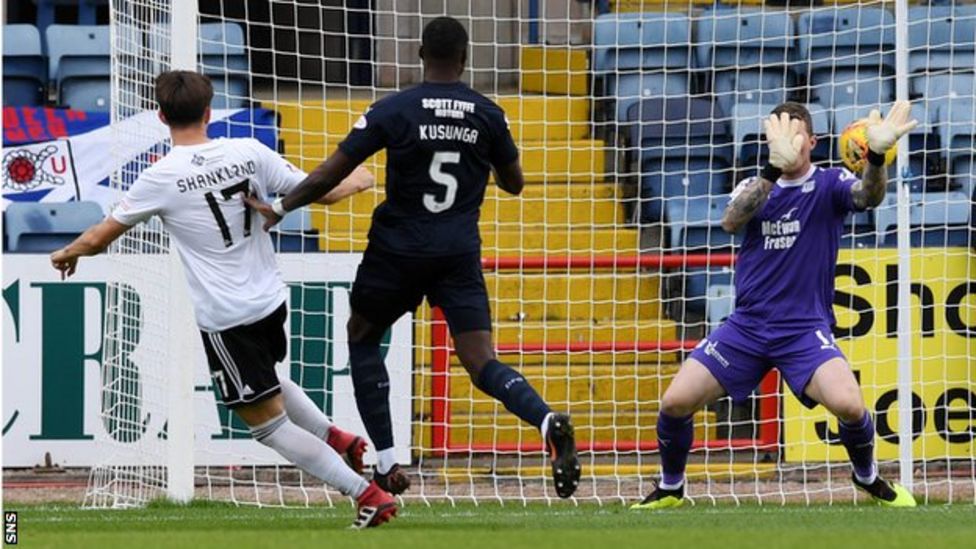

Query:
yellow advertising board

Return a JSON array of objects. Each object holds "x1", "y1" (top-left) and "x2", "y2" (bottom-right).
[{"x1": 783, "y1": 248, "x2": 976, "y2": 462}]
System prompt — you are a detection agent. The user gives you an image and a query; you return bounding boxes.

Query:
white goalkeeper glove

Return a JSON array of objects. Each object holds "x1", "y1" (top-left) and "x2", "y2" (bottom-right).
[
  {"x1": 764, "y1": 112, "x2": 805, "y2": 171},
  {"x1": 866, "y1": 100, "x2": 919, "y2": 154}
]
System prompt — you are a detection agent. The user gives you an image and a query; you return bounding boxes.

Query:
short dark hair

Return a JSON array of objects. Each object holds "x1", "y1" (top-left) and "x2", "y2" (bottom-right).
[
  {"x1": 155, "y1": 70, "x2": 213, "y2": 128},
  {"x1": 421, "y1": 16, "x2": 468, "y2": 65},
  {"x1": 771, "y1": 102, "x2": 815, "y2": 135}
]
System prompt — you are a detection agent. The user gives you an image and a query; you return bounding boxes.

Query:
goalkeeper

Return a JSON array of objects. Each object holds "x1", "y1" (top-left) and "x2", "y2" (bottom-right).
[{"x1": 633, "y1": 101, "x2": 918, "y2": 510}]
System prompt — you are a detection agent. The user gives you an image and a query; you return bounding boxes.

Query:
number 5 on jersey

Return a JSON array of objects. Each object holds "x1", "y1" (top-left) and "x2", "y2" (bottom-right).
[{"x1": 424, "y1": 151, "x2": 460, "y2": 213}]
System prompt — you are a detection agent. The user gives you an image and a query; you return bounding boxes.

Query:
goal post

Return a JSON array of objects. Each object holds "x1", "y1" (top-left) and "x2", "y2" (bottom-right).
[{"x1": 88, "y1": 0, "x2": 975, "y2": 508}]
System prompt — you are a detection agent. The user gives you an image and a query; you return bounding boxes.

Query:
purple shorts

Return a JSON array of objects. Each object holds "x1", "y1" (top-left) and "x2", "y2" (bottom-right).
[{"x1": 688, "y1": 316, "x2": 847, "y2": 409}]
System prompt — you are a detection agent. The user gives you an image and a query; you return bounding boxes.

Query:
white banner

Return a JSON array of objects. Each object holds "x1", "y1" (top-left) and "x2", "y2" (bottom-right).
[{"x1": 2, "y1": 253, "x2": 413, "y2": 467}]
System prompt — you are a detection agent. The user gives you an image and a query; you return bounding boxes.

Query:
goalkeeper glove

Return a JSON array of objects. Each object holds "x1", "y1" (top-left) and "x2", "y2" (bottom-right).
[
  {"x1": 764, "y1": 112, "x2": 805, "y2": 172},
  {"x1": 866, "y1": 100, "x2": 919, "y2": 155}
]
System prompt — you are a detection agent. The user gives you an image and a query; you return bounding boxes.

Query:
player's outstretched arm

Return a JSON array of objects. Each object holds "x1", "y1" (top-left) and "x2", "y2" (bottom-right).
[
  {"x1": 50, "y1": 218, "x2": 131, "y2": 279},
  {"x1": 493, "y1": 160, "x2": 524, "y2": 196},
  {"x1": 852, "y1": 101, "x2": 918, "y2": 210},
  {"x1": 317, "y1": 166, "x2": 375, "y2": 205},
  {"x1": 249, "y1": 150, "x2": 360, "y2": 230}
]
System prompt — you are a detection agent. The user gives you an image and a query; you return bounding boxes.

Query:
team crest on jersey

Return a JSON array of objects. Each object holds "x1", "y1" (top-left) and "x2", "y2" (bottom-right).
[
  {"x1": 353, "y1": 107, "x2": 370, "y2": 130},
  {"x1": 191, "y1": 154, "x2": 206, "y2": 166}
]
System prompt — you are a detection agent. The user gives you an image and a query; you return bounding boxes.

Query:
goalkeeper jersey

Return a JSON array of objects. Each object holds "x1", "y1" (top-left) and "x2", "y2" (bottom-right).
[
  {"x1": 730, "y1": 165, "x2": 867, "y2": 329},
  {"x1": 112, "y1": 137, "x2": 306, "y2": 332}
]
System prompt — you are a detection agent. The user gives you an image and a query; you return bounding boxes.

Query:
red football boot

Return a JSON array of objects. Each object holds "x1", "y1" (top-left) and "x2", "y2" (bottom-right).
[
  {"x1": 327, "y1": 426, "x2": 368, "y2": 474},
  {"x1": 351, "y1": 481, "x2": 397, "y2": 529}
]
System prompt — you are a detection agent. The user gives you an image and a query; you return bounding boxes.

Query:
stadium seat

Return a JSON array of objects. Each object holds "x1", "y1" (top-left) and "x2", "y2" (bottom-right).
[
  {"x1": 199, "y1": 22, "x2": 250, "y2": 109},
  {"x1": 706, "y1": 284, "x2": 735, "y2": 331},
  {"x1": 4, "y1": 201, "x2": 104, "y2": 253},
  {"x1": 3, "y1": 25, "x2": 47, "y2": 107},
  {"x1": 695, "y1": 9, "x2": 796, "y2": 115},
  {"x1": 664, "y1": 195, "x2": 735, "y2": 251},
  {"x1": 628, "y1": 98, "x2": 733, "y2": 221},
  {"x1": 873, "y1": 192, "x2": 971, "y2": 246},
  {"x1": 270, "y1": 207, "x2": 319, "y2": 252},
  {"x1": 939, "y1": 99, "x2": 976, "y2": 198},
  {"x1": 46, "y1": 25, "x2": 111, "y2": 111},
  {"x1": 907, "y1": 5, "x2": 976, "y2": 74},
  {"x1": 797, "y1": 7, "x2": 896, "y2": 108},
  {"x1": 592, "y1": 13, "x2": 693, "y2": 120},
  {"x1": 732, "y1": 102, "x2": 831, "y2": 168}
]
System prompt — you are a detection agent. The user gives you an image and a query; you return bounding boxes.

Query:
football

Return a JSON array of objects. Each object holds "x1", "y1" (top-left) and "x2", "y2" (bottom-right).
[{"x1": 838, "y1": 118, "x2": 897, "y2": 173}]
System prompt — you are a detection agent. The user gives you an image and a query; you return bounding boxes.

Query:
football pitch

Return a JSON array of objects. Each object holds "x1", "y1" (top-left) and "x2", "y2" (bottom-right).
[{"x1": 12, "y1": 501, "x2": 976, "y2": 549}]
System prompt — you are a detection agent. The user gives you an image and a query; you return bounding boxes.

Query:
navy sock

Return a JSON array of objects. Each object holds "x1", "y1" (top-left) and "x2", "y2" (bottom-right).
[
  {"x1": 657, "y1": 412, "x2": 694, "y2": 487},
  {"x1": 839, "y1": 411, "x2": 876, "y2": 481},
  {"x1": 349, "y1": 341, "x2": 394, "y2": 451},
  {"x1": 474, "y1": 359, "x2": 551, "y2": 429}
]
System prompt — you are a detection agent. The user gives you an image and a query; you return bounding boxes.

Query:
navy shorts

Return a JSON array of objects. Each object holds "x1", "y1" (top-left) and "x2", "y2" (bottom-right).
[
  {"x1": 350, "y1": 245, "x2": 492, "y2": 334},
  {"x1": 688, "y1": 315, "x2": 847, "y2": 409}
]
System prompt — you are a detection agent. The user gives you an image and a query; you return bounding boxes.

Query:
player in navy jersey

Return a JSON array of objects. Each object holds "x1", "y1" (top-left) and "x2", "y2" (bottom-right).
[
  {"x1": 631, "y1": 102, "x2": 919, "y2": 510},
  {"x1": 250, "y1": 16, "x2": 580, "y2": 499}
]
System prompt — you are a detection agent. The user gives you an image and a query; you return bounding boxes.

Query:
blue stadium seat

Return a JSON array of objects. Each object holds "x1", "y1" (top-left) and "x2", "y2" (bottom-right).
[
  {"x1": 593, "y1": 13, "x2": 692, "y2": 120},
  {"x1": 3, "y1": 25, "x2": 47, "y2": 106},
  {"x1": 270, "y1": 207, "x2": 319, "y2": 252},
  {"x1": 873, "y1": 192, "x2": 971, "y2": 246},
  {"x1": 706, "y1": 284, "x2": 735, "y2": 331},
  {"x1": 907, "y1": 5, "x2": 976, "y2": 73},
  {"x1": 628, "y1": 98, "x2": 733, "y2": 221},
  {"x1": 593, "y1": 12, "x2": 692, "y2": 73},
  {"x1": 731, "y1": 102, "x2": 831, "y2": 168},
  {"x1": 199, "y1": 22, "x2": 250, "y2": 109},
  {"x1": 797, "y1": 7, "x2": 895, "y2": 108},
  {"x1": 614, "y1": 73, "x2": 690, "y2": 121},
  {"x1": 695, "y1": 9, "x2": 796, "y2": 115},
  {"x1": 665, "y1": 195, "x2": 735, "y2": 251},
  {"x1": 939, "y1": 99, "x2": 976, "y2": 198},
  {"x1": 4, "y1": 201, "x2": 104, "y2": 252},
  {"x1": 46, "y1": 25, "x2": 111, "y2": 111}
]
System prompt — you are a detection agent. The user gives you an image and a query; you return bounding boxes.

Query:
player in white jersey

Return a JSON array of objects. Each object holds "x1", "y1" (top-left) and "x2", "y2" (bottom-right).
[{"x1": 50, "y1": 71, "x2": 396, "y2": 528}]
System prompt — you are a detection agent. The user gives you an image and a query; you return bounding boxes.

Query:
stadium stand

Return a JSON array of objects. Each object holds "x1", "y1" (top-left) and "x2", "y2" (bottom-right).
[
  {"x1": 46, "y1": 24, "x2": 111, "y2": 111},
  {"x1": 198, "y1": 22, "x2": 250, "y2": 109},
  {"x1": 3, "y1": 24, "x2": 48, "y2": 107},
  {"x1": 797, "y1": 7, "x2": 896, "y2": 109},
  {"x1": 4, "y1": 201, "x2": 105, "y2": 253},
  {"x1": 695, "y1": 8, "x2": 796, "y2": 115}
]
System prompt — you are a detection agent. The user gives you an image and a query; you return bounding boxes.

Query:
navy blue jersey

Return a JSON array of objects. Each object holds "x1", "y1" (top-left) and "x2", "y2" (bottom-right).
[{"x1": 338, "y1": 81, "x2": 518, "y2": 256}]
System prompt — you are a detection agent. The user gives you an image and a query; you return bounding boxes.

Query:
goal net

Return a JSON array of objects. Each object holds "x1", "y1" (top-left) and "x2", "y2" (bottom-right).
[{"x1": 89, "y1": 0, "x2": 975, "y2": 507}]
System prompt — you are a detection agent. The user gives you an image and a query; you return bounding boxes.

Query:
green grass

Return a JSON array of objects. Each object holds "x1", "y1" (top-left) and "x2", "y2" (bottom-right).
[{"x1": 10, "y1": 501, "x2": 976, "y2": 549}]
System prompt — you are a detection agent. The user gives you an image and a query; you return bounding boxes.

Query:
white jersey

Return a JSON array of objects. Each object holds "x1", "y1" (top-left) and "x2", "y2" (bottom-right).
[{"x1": 112, "y1": 137, "x2": 306, "y2": 332}]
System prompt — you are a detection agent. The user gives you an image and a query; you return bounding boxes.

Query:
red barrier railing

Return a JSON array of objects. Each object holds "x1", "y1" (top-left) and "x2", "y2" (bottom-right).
[{"x1": 428, "y1": 254, "x2": 781, "y2": 456}]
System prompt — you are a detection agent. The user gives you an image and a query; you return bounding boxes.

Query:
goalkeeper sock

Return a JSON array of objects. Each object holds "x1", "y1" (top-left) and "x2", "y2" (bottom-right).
[
  {"x1": 251, "y1": 413, "x2": 368, "y2": 498},
  {"x1": 279, "y1": 376, "x2": 333, "y2": 440},
  {"x1": 839, "y1": 411, "x2": 878, "y2": 484},
  {"x1": 657, "y1": 412, "x2": 694, "y2": 488},
  {"x1": 350, "y1": 340, "x2": 395, "y2": 457},
  {"x1": 475, "y1": 359, "x2": 551, "y2": 430}
]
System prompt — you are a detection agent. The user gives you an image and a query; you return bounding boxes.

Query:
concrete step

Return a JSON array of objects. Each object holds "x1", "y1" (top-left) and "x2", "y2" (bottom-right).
[
  {"x1": 311, "y1": 228, "x2": 639, "y2": 254},
  {"x1": 429, "y1": 411, "x2": 716, "y2": 447},
  {"x1": 520, "y1": 46, "x2": 588, "y2": 96},
  {"x1": 487, "y1": 272, "x2": 661, "y2": 321},
  {"x1": 307, "y1": 183, "x2": 623, "y2": 230},
  {"x1": 492, "y1": 319, "x2": 676, "y2": 345},
  {"x1": 266, "y1": 96, "x2": 591, "y2": 143},
  {"x1": 285, "y1": 138, "x2": 605, "y2": 185},
  {"x1": 449, "y1": 363, "x2": 681, "y2": 413}
]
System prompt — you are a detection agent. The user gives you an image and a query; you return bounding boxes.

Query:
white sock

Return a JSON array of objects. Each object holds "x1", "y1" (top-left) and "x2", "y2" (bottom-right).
[
  {"x1": 539, "y1": 412, "x2": 555, "y2": 440},
  {"x1": 251, "y1": 413, "x2": 368, "y2": 498},
  {"x1": 279, "y1": 376, "x2": 333, "y2": 440},
  {"x1": 376, "y1": 448, "x2": 398, "y2": 475},
  {"x1": 854, "y1": 462, "x2": 878, "y2": 485},
  {"x1": 658, "y1": 477, "x2": 684, "y2": 491}
]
